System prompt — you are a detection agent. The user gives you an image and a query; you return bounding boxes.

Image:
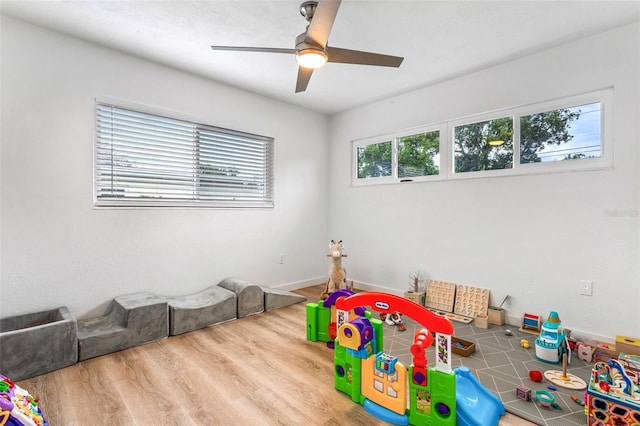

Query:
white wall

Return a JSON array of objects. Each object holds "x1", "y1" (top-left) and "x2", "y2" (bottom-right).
[
  {"x1": 0, "y1": 16, "x2": 329, "y2": 318},
  {"x1": 328, "y1": 23, "x2": 640, "y2": 341},
  {"x1": 2, "y1": 14, "x2": 639, "y2": 343}
]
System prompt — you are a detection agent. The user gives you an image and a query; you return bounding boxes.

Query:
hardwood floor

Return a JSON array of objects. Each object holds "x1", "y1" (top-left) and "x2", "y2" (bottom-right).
[{"x1": 17, "y1": 285, "x2": 535, "y2": 425}]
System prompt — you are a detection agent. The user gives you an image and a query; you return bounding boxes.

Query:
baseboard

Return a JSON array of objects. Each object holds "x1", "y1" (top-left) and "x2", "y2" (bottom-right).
[
  {"x1": 350, "y1": 280, "x2": 404, "y2": 296},
  {"x1": 503, "y1": 314, "x2": 613, "y2": 345},
  {"x1": 270, "y1": 278, "x2": 401, "y2": 295},
  {"x1": 271, "y1": 277, "x2": 326, "y2": 292}
]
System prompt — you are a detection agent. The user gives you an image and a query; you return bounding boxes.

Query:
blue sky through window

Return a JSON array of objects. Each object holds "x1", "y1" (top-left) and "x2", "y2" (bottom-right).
[{"x1": 533, "y1": 102, "x2": 601, "y2": 162}]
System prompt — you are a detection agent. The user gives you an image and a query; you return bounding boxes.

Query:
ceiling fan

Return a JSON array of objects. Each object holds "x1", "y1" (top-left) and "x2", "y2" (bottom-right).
[{"x1": 210, "y1": 0, "x2": 404, "y2": 93}]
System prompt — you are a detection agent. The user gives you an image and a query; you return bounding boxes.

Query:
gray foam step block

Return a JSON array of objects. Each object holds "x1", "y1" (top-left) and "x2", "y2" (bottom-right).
[
  {"x1": 0, "y1": 307, "x2": 77, "y2": 381},
  {"x1": 167, "y1": 285, "x2": 237, "y2": 335},
  {"x1": 77, "y1": 292, "x2": 168, "y2": 361},
  {"x1": 218, "y1": 277, "x2": 264, "y2": 318},
  {"x1": 262, "y1": 287, "x2": 307, "y2": 311}
]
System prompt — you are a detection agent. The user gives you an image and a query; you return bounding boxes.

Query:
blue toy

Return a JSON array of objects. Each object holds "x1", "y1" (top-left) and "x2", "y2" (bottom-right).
[{"x1": 535, "y1": 311, "x2": 569, "y2": 363}]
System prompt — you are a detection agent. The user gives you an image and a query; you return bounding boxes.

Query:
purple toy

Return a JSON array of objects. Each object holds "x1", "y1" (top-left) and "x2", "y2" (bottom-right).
[{"x1": 0, "y1": 374, "x2": 48, "y2": 426}]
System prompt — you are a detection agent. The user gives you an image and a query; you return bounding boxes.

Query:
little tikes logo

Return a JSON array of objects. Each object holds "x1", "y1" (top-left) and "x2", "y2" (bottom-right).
[{"x1": 374, "y1": 301, "x2": 389, "y2": 310}]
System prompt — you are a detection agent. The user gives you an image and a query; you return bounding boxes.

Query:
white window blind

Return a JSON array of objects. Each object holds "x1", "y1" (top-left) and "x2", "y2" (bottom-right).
[{"x1": 95, "y1": 103, "x2": 274, "y2": 208}]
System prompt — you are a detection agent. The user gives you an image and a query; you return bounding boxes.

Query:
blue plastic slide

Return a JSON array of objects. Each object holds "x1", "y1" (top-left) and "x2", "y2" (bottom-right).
[{"x1": 454, "y1": 366, "x2": 506, "y2": 426}]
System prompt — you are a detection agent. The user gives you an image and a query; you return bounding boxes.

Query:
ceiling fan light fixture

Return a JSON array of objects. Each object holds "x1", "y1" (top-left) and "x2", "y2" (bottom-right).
[
  {"x1": 210, "y1": 0, "x2": 403, "y2": 93},
  {"x1": 296, "y1": 49, "x2": 328, "y2": 69}
]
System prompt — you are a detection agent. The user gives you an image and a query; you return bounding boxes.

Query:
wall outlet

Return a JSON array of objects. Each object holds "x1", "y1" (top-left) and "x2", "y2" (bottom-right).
[
  {"x1": 279, "y1": 254, "x2": 285, "y2": 264},
  {"x1": 580, "y1": 280, "x2": 593, "y2": 296}
]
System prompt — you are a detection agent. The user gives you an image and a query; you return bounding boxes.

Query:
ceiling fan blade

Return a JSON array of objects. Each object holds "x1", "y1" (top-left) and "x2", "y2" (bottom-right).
[
  {"x1": 327, "y1": 46, "x2": 404, "y2": 67},
  {"x1": 305, "y1": 0, "x2": 341, "y2": 48},
  {"x1": 295, "y1": 66, "x2": 314, "y2": 93},
  {"x1": 211, "y1": 46, "x2": 296, "y2": 55}
]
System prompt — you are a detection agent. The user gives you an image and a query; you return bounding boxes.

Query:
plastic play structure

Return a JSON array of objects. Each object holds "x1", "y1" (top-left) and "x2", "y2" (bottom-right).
[
  {"x1": 0, "y1": 373, "x2": 48, "y2": 426},
  {"x1": 306, "y1": 291, "x2": 505, "y2": 425},
  {"x1": 587, "y1": 356, "x2": 640, "y2": 425}
]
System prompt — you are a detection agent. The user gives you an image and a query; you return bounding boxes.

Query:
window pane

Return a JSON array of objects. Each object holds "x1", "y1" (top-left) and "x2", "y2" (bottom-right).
[
  {"x1": 357, "y1": 141, "x2": 392, "y2": 178},
  {"x1": 95, "y1": 106, "x2": 197, "y2": 200},
  {"x1": 398, "y1": 130, "x2": 440, "y2": 178},
  {"x1": 196, "y1": 127, "x2": 272, "y2": 202},
  {"x1": 96, "y1": 103, "x2": 273, "y2": 207},
  {"x1": 520, "y1": 102, "x2": 601, "y2": 163},
  {"x1": 454, "y1": 117, "x2": 513, "y2": 173}
]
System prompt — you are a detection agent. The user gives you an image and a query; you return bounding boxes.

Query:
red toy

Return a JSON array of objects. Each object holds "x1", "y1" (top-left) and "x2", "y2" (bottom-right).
[{"x1": 529, "y1": 370, "x2": 543, "y2": 382}]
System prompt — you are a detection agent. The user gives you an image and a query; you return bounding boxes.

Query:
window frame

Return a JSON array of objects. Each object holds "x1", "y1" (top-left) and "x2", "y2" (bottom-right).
[
  {"x1": 94, "y1": 99, "x2": 275, "y2": 209},
  {"x1": 353, "y1": 135, "x2": 395, "y2": 185},
  {"x1": 448, "y1": 89, "x2": 612, "y2": 180},
  {"x1": 352, "y1": 124, "x2": 446, "y2": 186},
  {"x1": 513, "y1": 89, "x2": 611, "y2": 173},
  {"x1": 352, "y1": 88, "x2": 612, "y2": 186},
  {"x1": 449, "y1": 112, "x2": 515, "y2": 178}
]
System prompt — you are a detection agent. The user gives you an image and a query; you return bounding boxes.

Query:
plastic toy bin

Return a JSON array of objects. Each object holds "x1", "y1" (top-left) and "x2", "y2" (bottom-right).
[{"x1": 0, "y1": 307, "x2": 77, "y2": 381}]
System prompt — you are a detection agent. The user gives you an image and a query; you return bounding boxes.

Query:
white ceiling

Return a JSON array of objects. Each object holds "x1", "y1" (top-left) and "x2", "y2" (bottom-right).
[{"x1": 2, "y1": 0, "x2": 639, "y2": 115}]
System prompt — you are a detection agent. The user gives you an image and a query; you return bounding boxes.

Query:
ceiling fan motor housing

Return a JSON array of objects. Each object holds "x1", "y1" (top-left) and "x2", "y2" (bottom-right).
[
  {"x1": 300, "y1": 1, "x2": 318, "y2": 22},
  {"x1": 295, "y1": 32, "x2": 325, "y2": 53}
]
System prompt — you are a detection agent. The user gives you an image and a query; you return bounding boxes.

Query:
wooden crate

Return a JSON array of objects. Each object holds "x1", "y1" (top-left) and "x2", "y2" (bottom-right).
[
  {"x1": 488, "y1": 307, "x2": 505, "y2": 325},
  {"x1": 474, "y1": 314, "x2": 489, "y2": 329},
  {"x1": 451, "y1": 337, "x2": 475, "y2": 357},
  {"x1": 404, "y1": 291, "x2": 425, "y2": 305}
]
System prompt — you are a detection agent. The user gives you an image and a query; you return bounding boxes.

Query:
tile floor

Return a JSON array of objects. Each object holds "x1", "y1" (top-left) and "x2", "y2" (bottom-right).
[{"x1": 381, "y1": 315, "x2": 592, "y2": 426}]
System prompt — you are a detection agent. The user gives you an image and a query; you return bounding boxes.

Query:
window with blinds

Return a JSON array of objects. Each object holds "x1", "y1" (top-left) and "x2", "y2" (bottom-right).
[{"x1": 95, "y1": 103, "x2": 274, "y2": 208}]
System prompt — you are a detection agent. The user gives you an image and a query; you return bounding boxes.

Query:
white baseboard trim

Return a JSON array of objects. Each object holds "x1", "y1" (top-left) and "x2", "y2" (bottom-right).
[
  {"x1": 271, "y1": 278, "x2": 396, "y2": 294},
  {"x1": 350, "y1": 280, "x2": 404, "y2": 296},
  {"x1": 271, "y1": 277, "x2": 326, "y2": 291},
  {"x1": 504, "y1": 314, "x2": 614, "y2": 345},
  {"x1": 274, "y1": 278, "x2": 614, "y2": 344}
]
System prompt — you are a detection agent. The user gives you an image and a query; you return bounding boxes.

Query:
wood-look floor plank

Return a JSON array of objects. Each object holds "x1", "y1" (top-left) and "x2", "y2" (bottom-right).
[{"x1": 16, "y1": 284, "x2": 535, "y2": 425}]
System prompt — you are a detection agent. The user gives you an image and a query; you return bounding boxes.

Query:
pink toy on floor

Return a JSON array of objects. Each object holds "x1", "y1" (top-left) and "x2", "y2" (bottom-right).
[{"x1": 576, "y1": 342, "x2": 594, "y2": 362}]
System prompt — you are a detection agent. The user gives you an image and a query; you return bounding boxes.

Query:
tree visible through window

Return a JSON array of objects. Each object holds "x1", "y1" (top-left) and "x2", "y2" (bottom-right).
[
  {"x1": 356, "y1": 130, "x2": 440, "y2": 181},
  {"x1": 454, "y1": 117, "x2": 514, "y2": 173},
  {"x1": 353, "y1": 89, "x2": 609, "y2": 185},
  {"x1": 398, "y1": 130, "x2": 440, "y2": 178},
  {"x1": 453, "y1": 103, "x2": 599, "y2": 173},
  {"x1": 520, "y1": 103, "x2": 600, "y2": 163},
  {"x1": 357, "y1": 141, "x2": 392, "y2": 178}
]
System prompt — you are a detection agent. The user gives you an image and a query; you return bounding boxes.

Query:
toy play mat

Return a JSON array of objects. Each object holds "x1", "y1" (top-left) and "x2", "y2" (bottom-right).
[{"x1": 383, "y1": 317, "x2": 595, "y2": 425}]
